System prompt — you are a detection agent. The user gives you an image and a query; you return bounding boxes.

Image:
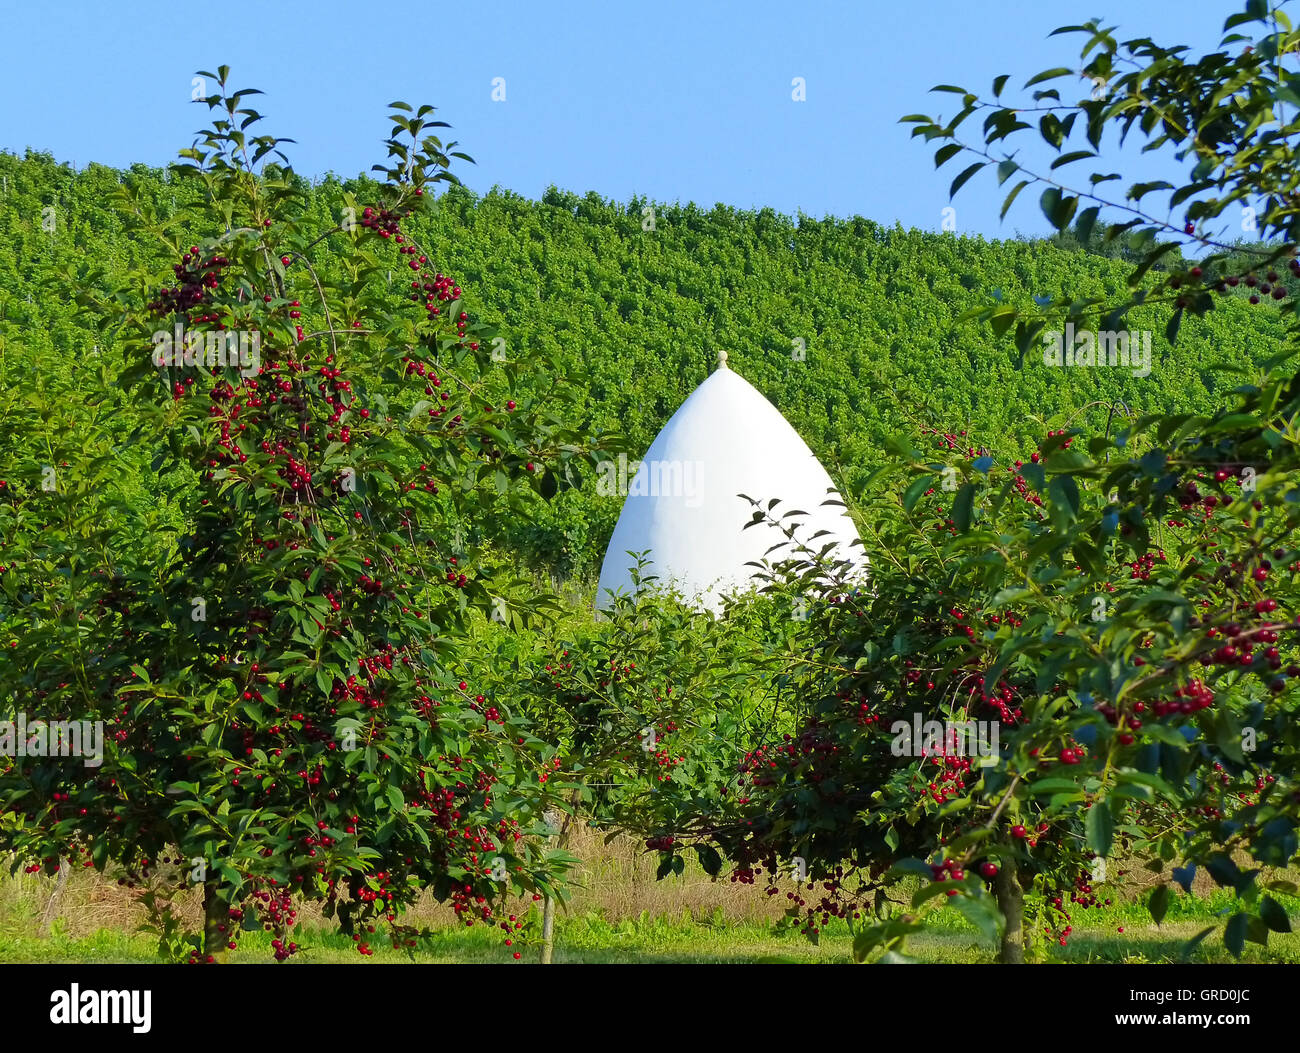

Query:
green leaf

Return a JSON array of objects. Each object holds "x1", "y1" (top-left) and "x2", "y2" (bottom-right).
[
  {"x1": 1205, "y1": 852, "x2": 1243, "y2": 890},
  {"x1": 989, "y1": 307, "x2": 1017, "y2": 338},
  {"x1": 885, "y1": 858, "x2": 933, "y2": 881},
  {"x1": 950, "y1": 162, "x2": 986, "y2": 198},
  {"x1": 1029, "y1": 777, "x2": 1088, "y2": 796},
  {"x1": 1001, "y1": 180, "x2": 1031, "y2": 219},
  {"x1": 694, "y1": 844, "x2": 723, "y2": 877},
  {"x1": 1149, "y1": 884, "x2": 1169, "y2": 925},
  {"x1": 1024, "y1": 67, "x2": 1074, "y2": 88},
  {"x1": 1165, "y1": 307, "x2": 1183, "y2": 345},
  {"x1": 903, "y1": 474, "x2": 935, "y2": 513},
  {"x1": 1048, "y1": 474, "x2": 1080, "y2": 524},
  {"x1": 1051, "y1": 150, "x2": 1096, "y2": 170},
  {"x1": 1260, "y1": 897, "x2": 1292, "y2": 933},
  {"x1": 934, "y1": 144, "x2": 963, "y2": 168},
  {"x1": 951, "y1": 892, "x2": 1002, "y2": 944},
  {"x1": 952, "y1": 483, "x2": 975, "y2": 532},
  {"x1": 1224, "y1": 913, "x2": 1248, "y2": 958},
  {"x1": 853, "y1": 925, "x2": 883, "y2": 963},
  {"x1": 1075, "y1": 205, "x2": 1100, "y2": 244},
  {"x1": 1039, "y1": 187, "x2": 1078, "y2": 230},
  {"x1": 1085, "y1": 800, "x2": 1113, "y2": 856}
]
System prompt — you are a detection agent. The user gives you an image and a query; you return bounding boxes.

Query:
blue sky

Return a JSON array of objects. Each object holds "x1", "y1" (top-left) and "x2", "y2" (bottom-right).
[{"x1": 0, "y1": 0, "x2": 1241, "y2": 238}]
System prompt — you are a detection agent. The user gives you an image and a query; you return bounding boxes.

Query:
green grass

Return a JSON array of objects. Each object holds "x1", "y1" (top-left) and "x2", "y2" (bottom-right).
[{"x1": 3, "y1": 891, "x2": 1297, "y2": 964}]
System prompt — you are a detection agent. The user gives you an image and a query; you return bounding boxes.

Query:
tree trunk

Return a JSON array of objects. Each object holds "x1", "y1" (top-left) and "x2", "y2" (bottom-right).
[
  {"x1": 994, "y1": 865, "x2": 1026, "y2": 964},
  {"x1": 202, "y1": 881, "x2": 231, "y2": 962},
  {"x1": 539, "y1": 894, "x2": 557, "y2": 964}
]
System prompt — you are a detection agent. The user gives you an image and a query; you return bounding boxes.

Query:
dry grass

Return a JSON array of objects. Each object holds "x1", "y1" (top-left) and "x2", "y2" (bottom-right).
[
  {"x1": 3, "y1": 830, "x2": 1293, "y2": 949},
  {"x1": 543, "y1": 825, "x2": 789, "y2": 923},
  {"x1": 1, "y1": 826, "x2": 785, "y2": 944},
  {"x1": 0, "y1": 861, "x2": 199, "y2": 942}
]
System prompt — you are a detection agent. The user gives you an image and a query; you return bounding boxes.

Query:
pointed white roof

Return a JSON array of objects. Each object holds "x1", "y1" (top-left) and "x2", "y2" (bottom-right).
[{"x1": 596, "y1": 353, "x2": 867, "y2": 612}]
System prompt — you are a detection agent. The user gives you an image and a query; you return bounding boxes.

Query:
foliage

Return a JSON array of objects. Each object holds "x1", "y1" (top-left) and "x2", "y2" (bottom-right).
[
  {"x1": 644, "y1": 0, "x2": 1300, "y2": 963},
  {"x1": 0, "y1": 70, "x2": 607, "y2": 962},
  {"x1": 3, "y1": 109, "x2": 1296, "y2": 578},
  {"x1": 6, "y1": 0, "x2": 1300, "y2": 968}
]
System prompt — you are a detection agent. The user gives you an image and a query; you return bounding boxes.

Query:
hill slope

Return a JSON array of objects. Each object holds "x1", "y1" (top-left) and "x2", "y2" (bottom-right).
[{"x1": 0, "y1": 150, "x2": 1288, "y2": 575}]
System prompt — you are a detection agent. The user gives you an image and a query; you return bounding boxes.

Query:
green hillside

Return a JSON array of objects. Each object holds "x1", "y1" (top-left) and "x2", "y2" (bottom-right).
[{"x1": 1, "y1": 148, "x2": 1289, "y2": 576}]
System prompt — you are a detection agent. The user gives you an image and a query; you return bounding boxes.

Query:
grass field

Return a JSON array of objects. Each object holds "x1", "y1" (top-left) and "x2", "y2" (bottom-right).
[
  {"x1": 3, "y1": 827, "x2": 1297, "y2": 964},
  {"x1": 4, "y1": 907, "x2": 1298, "y2": 964}
]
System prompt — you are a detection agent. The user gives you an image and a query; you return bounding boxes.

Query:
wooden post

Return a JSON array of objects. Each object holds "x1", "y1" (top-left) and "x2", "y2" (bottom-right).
[
  {"x1": 41, "y1": 858, "x2": 70, "y2": 932},
  {"x1": 539, "y1": 894, "x2": 557, "y2": 964}
]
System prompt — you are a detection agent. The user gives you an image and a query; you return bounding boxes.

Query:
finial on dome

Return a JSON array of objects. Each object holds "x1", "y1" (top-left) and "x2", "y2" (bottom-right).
[{"x1": 717, "y1": 347, "x2": 729, "y2": 370}]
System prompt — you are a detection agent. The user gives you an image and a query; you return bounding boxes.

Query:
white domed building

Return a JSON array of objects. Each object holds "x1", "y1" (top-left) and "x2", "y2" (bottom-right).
[{"x1": 596, "y1": 351, "x2": 868, "y2": 613}]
